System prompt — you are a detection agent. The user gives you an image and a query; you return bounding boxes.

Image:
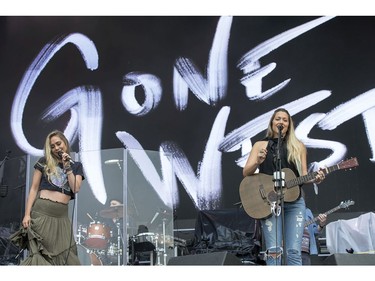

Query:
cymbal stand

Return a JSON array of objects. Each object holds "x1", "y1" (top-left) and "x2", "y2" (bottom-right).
[{"x1": 154, "y1": 237, "x2": 161, "y2": 266}]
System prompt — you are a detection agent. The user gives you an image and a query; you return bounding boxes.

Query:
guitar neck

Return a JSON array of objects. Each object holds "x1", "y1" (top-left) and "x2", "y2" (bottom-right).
[
  {"x1": 304, "y1": 205, "x2": 341, "y2": 227},
  {"x1": 286, "y1": 164, "x2": 339, "y2": 188}
]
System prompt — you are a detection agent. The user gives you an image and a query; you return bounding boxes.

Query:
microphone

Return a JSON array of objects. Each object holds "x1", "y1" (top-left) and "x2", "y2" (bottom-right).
[
  {"x1": 58, "y1": 151, "x2": 75, "y2": 164},
  {"x1": 104, "y1": 159, "x2": 123, "y2": 165},
  {"x1": 277, "y1": 124, "x2": 284, "y2": 131}
]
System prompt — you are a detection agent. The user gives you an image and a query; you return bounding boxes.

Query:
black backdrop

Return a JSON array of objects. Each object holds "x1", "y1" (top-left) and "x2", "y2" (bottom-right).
[{"x1": 0, "y1": 16, "x2": 374, "y2": 225}]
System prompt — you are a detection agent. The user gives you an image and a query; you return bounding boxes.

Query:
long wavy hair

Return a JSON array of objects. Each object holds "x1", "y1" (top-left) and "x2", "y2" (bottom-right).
[
  {"x1": 44, "y1": 130, "x2": 71, "y2": 179},
  {"x1": 265, "y1": 108, "x2": 304, "y2": 175}
]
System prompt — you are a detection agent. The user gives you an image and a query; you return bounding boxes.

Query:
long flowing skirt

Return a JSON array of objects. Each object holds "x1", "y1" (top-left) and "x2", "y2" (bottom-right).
[{"x1": 11, "y1": 197, "x2": 80, "y2": 265}]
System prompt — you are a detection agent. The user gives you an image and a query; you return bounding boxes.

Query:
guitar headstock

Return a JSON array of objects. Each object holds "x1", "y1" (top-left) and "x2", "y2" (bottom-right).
[
  {"x1": 339, "y1": 200, "x2": 355, "y2": 209},
  {"x1": 337, "y1": 157, "x2": 359, "y2": 170}
]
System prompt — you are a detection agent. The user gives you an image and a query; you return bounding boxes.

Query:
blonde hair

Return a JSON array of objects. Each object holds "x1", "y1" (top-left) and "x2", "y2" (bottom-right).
[
  {"x1": 44, "y1": 130, "x2": 71, "y2": 179},
  {"x1": 265, "y1": 108, "x2": 304, "y2": 175}
]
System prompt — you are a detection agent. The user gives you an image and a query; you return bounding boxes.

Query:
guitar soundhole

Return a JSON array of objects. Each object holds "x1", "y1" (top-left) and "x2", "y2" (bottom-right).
[{"x1": 268, "y1": 190, "x2": 278, "y2": 202}]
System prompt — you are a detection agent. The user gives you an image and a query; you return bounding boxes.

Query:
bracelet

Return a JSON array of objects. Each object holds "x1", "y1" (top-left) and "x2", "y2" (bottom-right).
[
  {"x1": 319, "y1": 224, "x2": 325, "y2": 228},
  {"x1": 64, "y1": 167, "x2": 72, "y2": 173}
]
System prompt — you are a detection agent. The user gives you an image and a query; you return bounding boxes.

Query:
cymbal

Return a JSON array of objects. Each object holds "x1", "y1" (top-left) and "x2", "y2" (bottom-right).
[{"x1": 99, "y1": 205, "x2": 124, "y2": 219}]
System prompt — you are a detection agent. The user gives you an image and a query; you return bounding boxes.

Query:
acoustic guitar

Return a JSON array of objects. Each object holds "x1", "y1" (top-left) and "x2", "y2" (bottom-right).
[{"x1": 239, "y1": 157, "x2": 359, "y2": 220}]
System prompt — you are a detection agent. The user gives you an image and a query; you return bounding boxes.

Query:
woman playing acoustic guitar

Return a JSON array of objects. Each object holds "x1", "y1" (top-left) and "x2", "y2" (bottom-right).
[{"x1": 243, "y1": 108, "x2": 325, "y2": 266}]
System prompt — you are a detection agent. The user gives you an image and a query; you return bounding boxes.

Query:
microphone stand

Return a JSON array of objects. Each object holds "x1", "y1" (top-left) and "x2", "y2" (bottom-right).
[
  {"x1": 116, "y1": 162, "x2": 139, "y2": 218},
  {"x1": 0, "y1": 152, "x2": 11, "y2": 198},
  {"x1": 273, "y1": 126, "x2": 286, "y2": 265}
]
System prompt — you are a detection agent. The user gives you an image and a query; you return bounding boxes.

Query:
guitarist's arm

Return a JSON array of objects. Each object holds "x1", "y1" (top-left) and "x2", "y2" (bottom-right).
[
  {"x1": 300, "y1": 143, "x2": 326, "y2": 184},
  {"x1": 300, "y1": 143, "x2": 308, "y2": 177},
  {"x1": 243, "y1": 141, "x2": 268, "y2": 177}
]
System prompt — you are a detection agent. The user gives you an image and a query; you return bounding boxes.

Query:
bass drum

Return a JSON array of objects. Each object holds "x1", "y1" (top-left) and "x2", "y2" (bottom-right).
[
  {"x1": 85, "y1": 222, "x2": 111, "y2": 249},
  {"x1": 77, "y1": 245, "x2": 103, "y2": 266}
]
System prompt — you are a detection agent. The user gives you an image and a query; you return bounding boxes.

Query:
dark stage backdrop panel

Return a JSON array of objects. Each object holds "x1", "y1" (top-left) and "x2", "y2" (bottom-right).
[{"x1": 0, "y1": 16, "x2": 374, "y2": 223}]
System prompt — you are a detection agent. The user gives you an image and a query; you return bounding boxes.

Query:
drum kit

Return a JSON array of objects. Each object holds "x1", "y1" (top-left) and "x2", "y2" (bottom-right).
[
  {"x1": 76, "y1": 204, "x2": 124, "y2": 266},
  {"x1": 76, "y1": 205, "x2": 188, "y2": 266}
]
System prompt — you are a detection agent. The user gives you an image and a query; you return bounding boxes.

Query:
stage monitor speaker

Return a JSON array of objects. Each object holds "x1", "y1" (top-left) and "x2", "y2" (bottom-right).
[
  {"x1": 167, "y1": 251, "x2": 243, "y2": 265},
  {"x1": 323, "y1": 254, "x2": 375, "y2": 265}
]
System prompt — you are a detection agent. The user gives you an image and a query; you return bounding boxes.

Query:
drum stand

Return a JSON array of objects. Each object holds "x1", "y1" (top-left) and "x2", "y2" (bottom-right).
[
  {"x1": 155, "y1": 218, "x2": 168, "y2": 266},
  {"x1": 114, "y1": 219, "x2": 123, "y2": 266},
  {"x1": 77, "y1": 225, "x2": 84, "y2": 245}
]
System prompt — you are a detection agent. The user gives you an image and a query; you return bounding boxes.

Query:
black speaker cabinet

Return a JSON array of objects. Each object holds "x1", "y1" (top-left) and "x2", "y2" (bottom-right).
[
  {"x1": 167, "y1": 251, "x2": 243, "y2": 265},
  {"x1": 323, "y1": 254, "x2": 375, "y2": 265}
]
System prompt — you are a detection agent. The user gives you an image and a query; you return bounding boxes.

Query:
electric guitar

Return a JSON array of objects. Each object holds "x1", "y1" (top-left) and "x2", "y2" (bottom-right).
[
  {"x1": 304, "y1": 199, "x2": 355, "y2": 227},
  {"x1": 239, "y1": 157, "x2": 359, "y2": 220}
]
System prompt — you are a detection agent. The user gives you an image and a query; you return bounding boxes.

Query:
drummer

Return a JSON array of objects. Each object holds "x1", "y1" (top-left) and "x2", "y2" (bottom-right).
[
  {"x1": 99, "y1": 199, "x2": 125, "y2": 265},
  {"x1": 100, "y1": 199, "x2": 138, "y2": 244},
  {"x1": 101, "y1": 198, "x2": 124, "y2": 232},
  {"x1": 109, "y1": 199, "x2": 123, "y2": 220},
  {"x1": 110, "y1": 199, "x2": 122, "y2": 207}
]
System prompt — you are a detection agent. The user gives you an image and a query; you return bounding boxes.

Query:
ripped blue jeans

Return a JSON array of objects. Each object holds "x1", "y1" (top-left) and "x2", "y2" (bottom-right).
[{"x1": 261, "y1": 197, "x2": 305, "y2": 265}]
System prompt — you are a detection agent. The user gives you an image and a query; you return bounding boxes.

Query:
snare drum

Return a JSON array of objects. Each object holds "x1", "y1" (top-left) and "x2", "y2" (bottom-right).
[
  {"x1": 84, "y1": 222, "x2": 111, "y2": 249},
  {"x1": 77, "y1": 245, "x2": 103, "y2": 266}
]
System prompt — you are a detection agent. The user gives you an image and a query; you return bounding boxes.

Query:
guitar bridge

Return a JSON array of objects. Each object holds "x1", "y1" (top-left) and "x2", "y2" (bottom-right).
[{"x1": 259, "y1": 184, "x2": 267, "y2": 199}]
